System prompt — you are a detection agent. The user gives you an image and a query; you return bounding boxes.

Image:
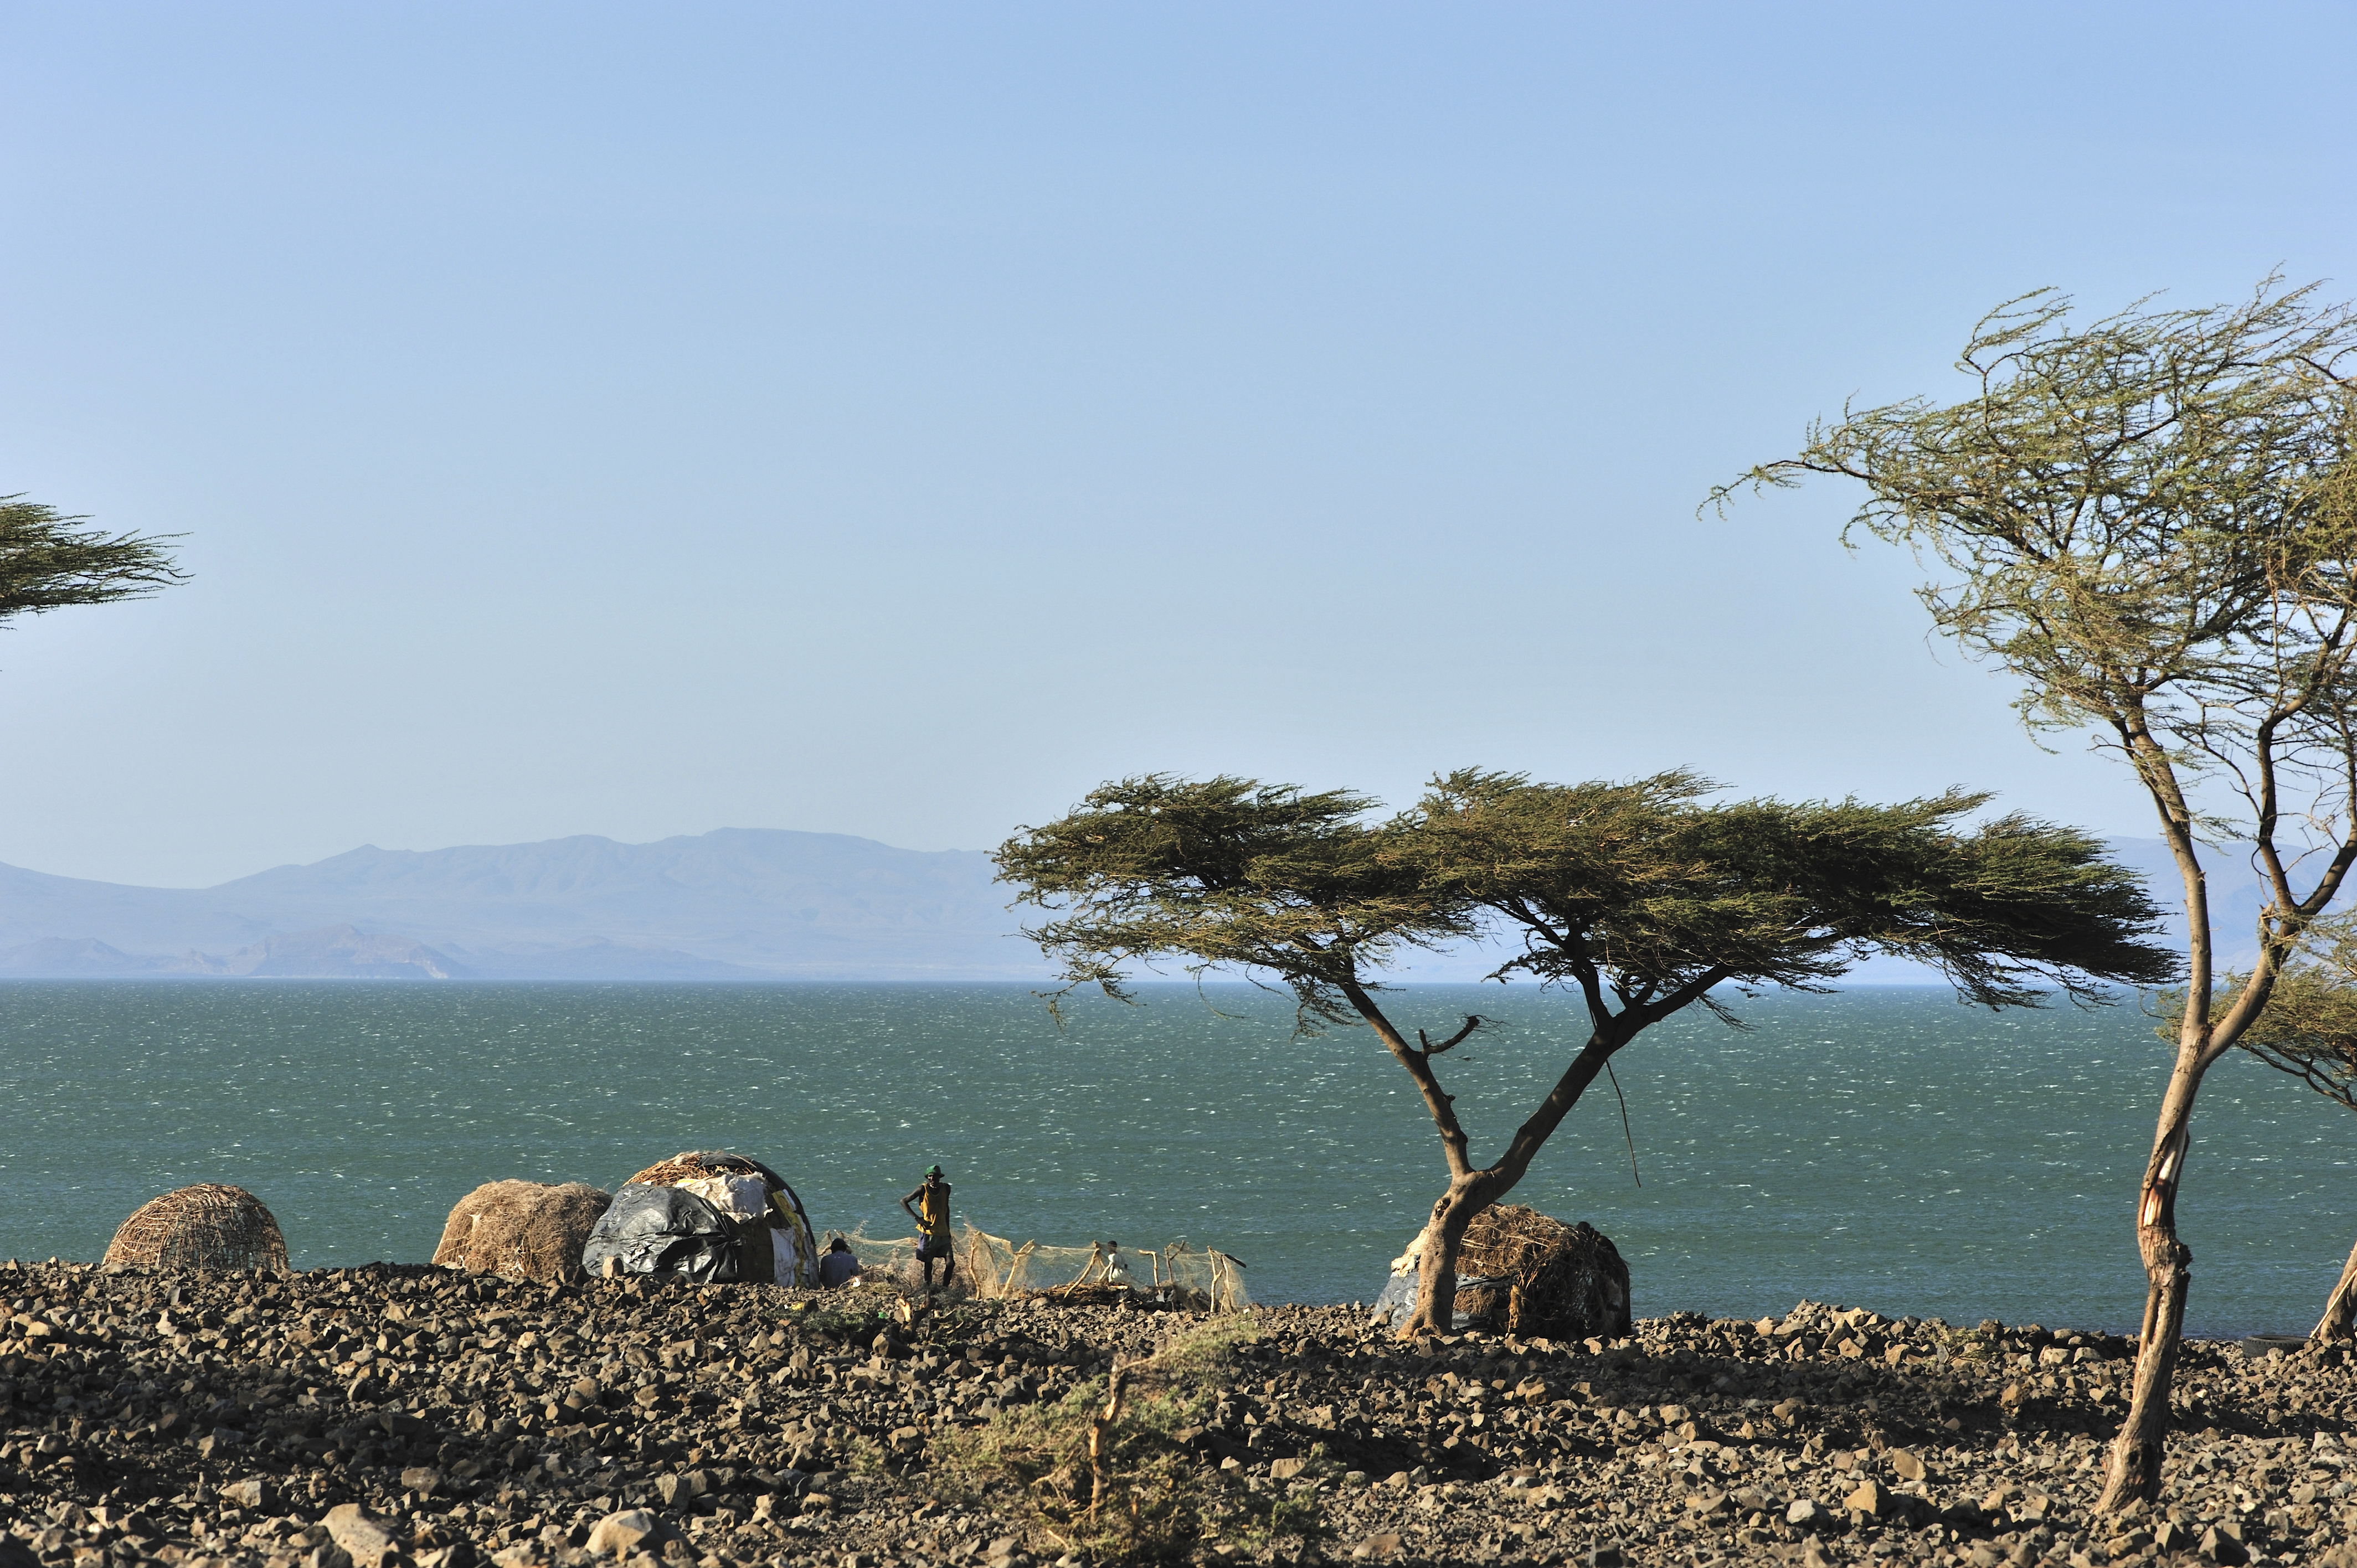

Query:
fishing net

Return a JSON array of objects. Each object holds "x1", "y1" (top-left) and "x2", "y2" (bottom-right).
[
  {"x1": 102, "y1": 1184, "x2": 289, "y2": 1272},
  {"x1": 839, "y1": 1225, "x2": 1250, "y2": 1311},
  {"x1": 1451, "y1": 1204, "x2": 1630, "y2": 1341},
  {"x1": 625, "y1": 1150, "x2": 819, "y2": 1285},
  {"x1": 433, "y1": 1180, "x2": 613, "y2": 1284}
]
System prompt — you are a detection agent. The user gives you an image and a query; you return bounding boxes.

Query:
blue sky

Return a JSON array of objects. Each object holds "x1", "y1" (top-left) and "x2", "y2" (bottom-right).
[{"x1": 3, "y1": 3, "x2": 2352, "y2": 885}]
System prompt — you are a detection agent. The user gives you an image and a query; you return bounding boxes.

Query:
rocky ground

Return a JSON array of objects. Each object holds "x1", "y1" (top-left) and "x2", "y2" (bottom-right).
[{"x1": 3, "y1": 1260, "x2": 2353, "y2": 1568}]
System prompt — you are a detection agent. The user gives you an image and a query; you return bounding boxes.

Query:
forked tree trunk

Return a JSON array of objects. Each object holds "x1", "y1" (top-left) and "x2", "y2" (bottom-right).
[
  {"x1": 1409, "y1": 1174, "x2": 1499, "y2": 1336},
  {"x1": 2314, "y1": 1233, "x2": 2357, "y2": 1342},
  {"x1": 2098, "y1": 1077, "x2": 2199, "y2": 1511},
  {"x1": 1336, "y1": 977, "x2": 1686, "y2": 1342}
]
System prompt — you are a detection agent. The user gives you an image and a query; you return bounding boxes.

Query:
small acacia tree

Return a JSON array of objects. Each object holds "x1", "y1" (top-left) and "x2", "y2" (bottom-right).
[
  {"x1": 0, "y1": 494, "x2": 184, "y2": 634},
  {"x1": 996, "y1": 771, "x2": 2171, "y2": 1337},
  {"x1": 2158, "y1": 920, "x2": 2357, "y2": 1340},
  {"x1": 1718, "y1": 277, "x2": 2357, "y2": 1508}
]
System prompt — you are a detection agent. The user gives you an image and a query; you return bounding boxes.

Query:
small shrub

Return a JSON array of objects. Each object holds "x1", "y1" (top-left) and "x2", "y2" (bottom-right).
[
  {"x1": 1234, "y1": 1482, "x2": 1326, "y2": 1551},
  {"x1": 777, "y1": 1297, "x2": 900, "y2": 1344},
  {"x1": 1948, "y1": 1324, "x2": 2000, "y2": 1361},
  {"x1": 932, "y1": 1317, "x2": 1274, "y2": 1565}
]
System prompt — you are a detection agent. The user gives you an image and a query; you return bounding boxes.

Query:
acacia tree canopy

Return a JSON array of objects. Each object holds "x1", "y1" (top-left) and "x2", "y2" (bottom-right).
[
  {"x1": 0, "y1": 494, "x2": 185, "y2": 628},
  {"x1": 993, "y1": 774, "x2": 1471, "y2": 1029},
  {"x1": 1409, "y1": 768, "x2": 2173, "y2": 1011},
  {"x1": 997, "y1": 770, "x2": 2172, "y2": 1336}
]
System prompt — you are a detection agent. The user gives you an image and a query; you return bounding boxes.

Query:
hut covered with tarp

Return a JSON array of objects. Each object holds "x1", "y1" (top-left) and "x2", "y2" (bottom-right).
[{"x1": 579, "y1": 1151, "x2": 820, "y2": 1286}]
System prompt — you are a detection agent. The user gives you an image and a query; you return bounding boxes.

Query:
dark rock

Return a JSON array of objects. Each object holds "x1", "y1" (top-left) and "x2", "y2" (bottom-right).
[{"x1": 2202, "y1": 1523, "x2": 2251, "y2": 1564}]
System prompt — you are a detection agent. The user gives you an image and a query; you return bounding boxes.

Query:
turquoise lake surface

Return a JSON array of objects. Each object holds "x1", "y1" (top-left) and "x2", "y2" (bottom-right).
[{"x1": 1, "y1": 981, "x2": 2347, "y2": 1336}]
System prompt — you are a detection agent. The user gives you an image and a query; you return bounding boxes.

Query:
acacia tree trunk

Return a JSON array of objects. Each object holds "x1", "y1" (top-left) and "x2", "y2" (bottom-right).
[
  {"x1": 2097, "y1": 1077, "x2": 2199, "y2": 1511},
  {"x1": 2313, "y1": 1232, "x2": 2357, "y2": 1342},
  {"x1": 1409, "y1": 1172, "x2": 1502, "y2": 1337},
  {"x1": 2085, "y1": 691, "x2": 2357, "y2": 1508},
  {"x1": 2094, "y1": 731, "x2": 2231, "y2": 1514}
]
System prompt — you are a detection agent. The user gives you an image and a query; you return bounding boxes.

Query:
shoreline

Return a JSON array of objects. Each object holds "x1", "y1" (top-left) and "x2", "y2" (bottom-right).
[
  {"x1": 4, "y1": 1260, "x2": 2350, "y2": 1567},
  {"x1": 0, "y1": 1256, "x2": 2309, "y2": 1346}
]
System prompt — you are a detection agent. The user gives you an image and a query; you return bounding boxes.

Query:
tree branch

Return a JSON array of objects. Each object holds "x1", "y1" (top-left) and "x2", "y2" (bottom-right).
[
  {"x1": 1416, "y1": 1016, "x2": 1483, "y2": 1056},
  {"x1": 1342, "y1": 976, "x2": 1474, "y2": 1179}
]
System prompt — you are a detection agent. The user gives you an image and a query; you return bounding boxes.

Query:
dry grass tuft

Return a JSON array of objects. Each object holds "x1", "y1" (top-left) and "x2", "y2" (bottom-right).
[{"x1": 627, "y1": 1151, "x2": 778, "y2": 1188}]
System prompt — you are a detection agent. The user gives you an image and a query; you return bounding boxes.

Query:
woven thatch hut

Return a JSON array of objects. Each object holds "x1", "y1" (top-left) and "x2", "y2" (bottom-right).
[
  {"x1": 433, "y1": 1180, "x2": 613, "y2": 1284},
  {"x1": 1451, "y1": 1204, "x2": 1632, "y2": 1341},
  {"x1": 102, "y1": 1184, "x2": 289, "y2": 1272}
]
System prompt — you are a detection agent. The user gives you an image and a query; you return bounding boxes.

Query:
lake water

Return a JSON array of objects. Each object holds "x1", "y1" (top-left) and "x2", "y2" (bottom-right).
[{"x1": 1, "y1": 981, "x2": 2348, "y2": 1337}]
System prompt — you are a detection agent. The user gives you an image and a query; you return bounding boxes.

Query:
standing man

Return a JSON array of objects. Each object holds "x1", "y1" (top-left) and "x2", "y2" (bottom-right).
[{"x1": 901, "y1": 1165, "x2": 955, "y2": 1292}]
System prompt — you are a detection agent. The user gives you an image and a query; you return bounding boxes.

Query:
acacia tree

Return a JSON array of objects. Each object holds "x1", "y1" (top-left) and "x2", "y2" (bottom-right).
[
  {"x1": 996, "y1": 771, "x2": 2170, "y2": 1337},
  {"x1": 1717, "y1": 278, "x2": 2357, "y2": 1509},
  {"x1": 0, "y1": 494, "x2": 184, "y2": 633},
  {"x1": 2158, "y1": 921, "x2": 2357, "y2": 1340}
]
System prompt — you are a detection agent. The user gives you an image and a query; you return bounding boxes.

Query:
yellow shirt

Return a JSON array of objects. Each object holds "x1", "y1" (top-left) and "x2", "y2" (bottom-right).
[{"x1": 918, "y1": 1183, "x2": 950, "y2": 1239}]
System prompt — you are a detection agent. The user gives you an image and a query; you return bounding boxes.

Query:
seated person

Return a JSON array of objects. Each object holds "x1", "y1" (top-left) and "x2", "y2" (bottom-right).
[
  {"x1": 818, "y1": 1236, "x2": 862, "y2": 1288},
  {"x1": 1101, "y1": 1240, "x2": 1133, "y2": 1288}
]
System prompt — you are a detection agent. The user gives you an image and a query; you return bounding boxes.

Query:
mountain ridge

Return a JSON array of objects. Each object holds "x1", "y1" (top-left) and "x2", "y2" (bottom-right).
[{"x1": 0, "y1": 828, "x2": 1038, "y2": 979}]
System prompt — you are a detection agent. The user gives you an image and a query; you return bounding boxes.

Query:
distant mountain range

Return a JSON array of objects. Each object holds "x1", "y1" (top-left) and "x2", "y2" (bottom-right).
[
  {"x1": 0, "y1": 828, "x2": 2271, "y2": 983},
  {"x1": 0, "y1": 829, "x2": 1039, "y2": 980}
]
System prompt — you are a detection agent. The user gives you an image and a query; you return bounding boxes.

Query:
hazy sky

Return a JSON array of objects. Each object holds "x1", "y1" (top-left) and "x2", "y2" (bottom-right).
[{"x1": 4, "y1": 3, "x2": 2353, "y2": 887}]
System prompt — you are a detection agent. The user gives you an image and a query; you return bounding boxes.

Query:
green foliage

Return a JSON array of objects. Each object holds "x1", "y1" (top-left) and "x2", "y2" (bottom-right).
[
  {"x1": 1408, "y1": 767, "x2": 2175, "y2": 1011},
  {"x1": 1, "y1": 494, "x2": 185, "y2": 626},
  {"x1": 930, "y1": 1317, "x2": 1268, "y2": 1566},
  {"x1": 995, "y1": 773, "x2": 1475, "y2": 1029},
  {"x1": 2158, "y1": 916, "x2": 2357, "y2": 1110},
  {"x1": 775, "y1": 1299, "x2": 892, "y2": 1343},
  {"x1": 1231, "y1": 1481, "x2": 1327, "y2": 1551},
  {"x1": 1714, "y1": 277, "x2": 2357, "y2": 1019},
  {"x1": 1711, "y1": 279, "x2": 2357, "y2": 766}
]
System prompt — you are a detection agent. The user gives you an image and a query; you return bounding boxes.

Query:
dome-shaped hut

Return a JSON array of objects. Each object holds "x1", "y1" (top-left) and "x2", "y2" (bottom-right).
[
  {"x1": 613, "y1": 1151, "x2": 819, "y2": 1285},
  {"x1": 433, "y1": 1180, "x2": 613, "y2": 1284},
  {"x1": 103, "y1": 1184, "x2": 289, "y2": 1272},
  {"x1": 1453, "y1": 1204, "x2": 1630, "y2": 1340}
]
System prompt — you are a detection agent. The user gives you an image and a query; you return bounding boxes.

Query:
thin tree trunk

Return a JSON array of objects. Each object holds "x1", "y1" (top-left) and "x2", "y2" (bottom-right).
[
  {"x1": 1088, "y1": 1355, "x2": 1129, "y2": 1520},
  {"x1": 2088, "y1": 706, "x2": 2357, "y2": 1507},
  {"x1": 1409, "y1": 1174, "x2": 1495, "y2": 1335},
  {"x1": 2096, "y1": 730, "x2": 2222, "y2": 1514},
  {"x1": 2314, "y1": 1232, "x2": 2357, "y2": 1342},
  {"x1": 2097, "y1": 1070, "x2": 2200, "y2": 1511}
]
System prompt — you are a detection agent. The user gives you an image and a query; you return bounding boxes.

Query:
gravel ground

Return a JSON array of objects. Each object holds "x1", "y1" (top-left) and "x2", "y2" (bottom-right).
[{"x1": 3, "y1": 1261, "x2": 2353, "y2": 1568}]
